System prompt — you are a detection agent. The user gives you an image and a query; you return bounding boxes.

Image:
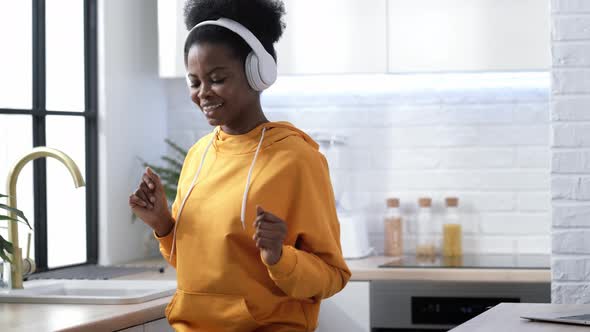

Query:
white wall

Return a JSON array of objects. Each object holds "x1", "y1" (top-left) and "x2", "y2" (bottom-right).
[
  {"x1": 551, "y1": 0, "x2": 590, "y2": 304},
  {"x1": 164, "y1": 73, "x2": 551, "y2": 256},
  {"x1": 98, "y1": 0, "x2": 167, "y2": 265}
]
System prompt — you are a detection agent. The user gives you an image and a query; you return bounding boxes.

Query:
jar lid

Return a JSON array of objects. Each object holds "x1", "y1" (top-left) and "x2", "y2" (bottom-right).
[
  {"x1": 445, "y1": 197, "x2": 459, "y2": 207},
  {"x1": 418, "y1": 197, "x2": 432, "y2": 207},
  {"x1": 386, "y1": 198, "x2": 400, "y2": 208}
]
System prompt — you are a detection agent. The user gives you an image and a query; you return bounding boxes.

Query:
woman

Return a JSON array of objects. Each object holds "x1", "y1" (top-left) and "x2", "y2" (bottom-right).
[{"x1": 129, "y1": 0, "x2": 351, "y2": 331}]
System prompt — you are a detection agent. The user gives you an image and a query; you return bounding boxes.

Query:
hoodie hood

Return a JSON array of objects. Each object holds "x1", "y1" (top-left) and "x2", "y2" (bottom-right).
[{"x1": 213, "y1": 121, "x2": 319, "y2": 155}]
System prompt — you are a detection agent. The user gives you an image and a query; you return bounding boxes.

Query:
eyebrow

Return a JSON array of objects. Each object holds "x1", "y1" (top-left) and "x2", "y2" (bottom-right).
[{"x1": 187, "y1": 66, "x2": 227, "y2": 78}]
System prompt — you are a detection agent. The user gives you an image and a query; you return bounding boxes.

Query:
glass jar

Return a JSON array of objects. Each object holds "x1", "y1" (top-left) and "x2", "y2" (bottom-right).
[
  {"x1": 384, "y1": 198, "x2": 403, "y2": 256},
  {"x1": 416, "y1": 197, "x2": 436, "y2": 258},
  {"x1": 442, "y1": 197, "x2": 462, "y2": 257}
]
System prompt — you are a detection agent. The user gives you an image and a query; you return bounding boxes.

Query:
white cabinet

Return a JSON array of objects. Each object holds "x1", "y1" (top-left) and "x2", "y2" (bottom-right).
[
  {"x1": 157, "y1": 0, "x2": 549, "y2": 77},
  {"x1": 156, "y1": 0, "x2": 387, "y2": 77},
  {"x1": 386, "y1": 0, "x2": 550, "y2": 72},
  {"x1": 316, "y1": 281, "x2": 370, "y2": 332},
  {"x1": 275, "y1": 0, "x2": 387, "y2": 75},
  {"x1": 117, "y1": 318, "x2": 173, "y2": 332}
]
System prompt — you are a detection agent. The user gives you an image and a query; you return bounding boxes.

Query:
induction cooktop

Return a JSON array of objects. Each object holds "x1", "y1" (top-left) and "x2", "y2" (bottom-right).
[{"x1": 378, "y1": 254, "x2": 549, "y2": 269}]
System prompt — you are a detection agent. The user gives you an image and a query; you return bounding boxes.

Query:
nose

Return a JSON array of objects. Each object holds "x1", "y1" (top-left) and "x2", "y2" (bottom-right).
[{"x1": 197, "y1": 82, "x2": 212, "y2": 100}]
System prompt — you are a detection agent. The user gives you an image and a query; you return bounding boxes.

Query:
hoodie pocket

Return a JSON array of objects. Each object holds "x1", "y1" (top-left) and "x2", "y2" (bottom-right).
[{"x1": 167, "y1": 289, "x2": 260, "y2": 332}]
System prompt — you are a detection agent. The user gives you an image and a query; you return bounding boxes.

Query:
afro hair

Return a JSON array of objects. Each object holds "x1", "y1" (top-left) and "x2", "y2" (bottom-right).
[{"x1": 183, "y1": 0, "x2": 286, "y2": 65}]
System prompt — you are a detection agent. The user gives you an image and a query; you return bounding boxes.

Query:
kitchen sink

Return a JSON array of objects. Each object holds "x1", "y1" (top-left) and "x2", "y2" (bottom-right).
[{"x1": 0, "y1": 279, "x2": 177, "y2": 304}]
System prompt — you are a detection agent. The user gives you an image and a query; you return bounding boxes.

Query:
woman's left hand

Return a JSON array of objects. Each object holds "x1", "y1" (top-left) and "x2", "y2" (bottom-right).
[{"x1": 253, "y1": 205, "x2": 288, "y2": 266}]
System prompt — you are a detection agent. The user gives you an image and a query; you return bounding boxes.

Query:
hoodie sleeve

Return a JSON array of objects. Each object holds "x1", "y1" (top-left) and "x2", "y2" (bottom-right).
[
  {"x1": 153, "y1": 187, "x2": 181, "y2": 268},
  {"x1": 263, "y1": 152, "x2": 351, "y2": 300},
  {"x1": 153, "y1": 142, "x2": 200, "y2": 268}
]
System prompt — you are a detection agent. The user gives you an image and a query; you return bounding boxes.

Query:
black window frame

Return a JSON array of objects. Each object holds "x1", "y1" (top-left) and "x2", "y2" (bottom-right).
[{"x1": 0, "y1": 0, "x2": 98, "y2": 272}]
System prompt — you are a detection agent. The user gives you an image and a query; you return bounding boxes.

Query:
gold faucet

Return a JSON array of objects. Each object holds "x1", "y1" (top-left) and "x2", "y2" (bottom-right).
[{"x1": 6, "y1": 147, "x2": 85, "y2": 289}]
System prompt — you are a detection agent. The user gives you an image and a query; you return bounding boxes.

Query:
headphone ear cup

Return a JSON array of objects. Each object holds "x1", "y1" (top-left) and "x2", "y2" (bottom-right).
[
  {"x1": 245, "y1": 52, "x2": 265, "y2": 91},
  {"x1": 185, "y1": 74, "x2": 192, "y2": 89}
]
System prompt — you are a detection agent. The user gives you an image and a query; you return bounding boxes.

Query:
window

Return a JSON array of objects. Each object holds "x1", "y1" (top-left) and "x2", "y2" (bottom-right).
[{"x1": 0, "y1": 0, "x2": 97, "y2": 271}]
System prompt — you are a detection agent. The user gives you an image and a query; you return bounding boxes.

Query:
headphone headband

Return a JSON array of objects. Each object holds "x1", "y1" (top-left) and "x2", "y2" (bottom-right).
[{"x1": 184, "y1": 17, "x2": 277, "y2": 90}]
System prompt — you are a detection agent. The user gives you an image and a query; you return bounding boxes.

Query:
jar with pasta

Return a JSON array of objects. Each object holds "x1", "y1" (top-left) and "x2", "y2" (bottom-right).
[{"x1": 442, "y1": 197, "x2": 462, "y2": 257}]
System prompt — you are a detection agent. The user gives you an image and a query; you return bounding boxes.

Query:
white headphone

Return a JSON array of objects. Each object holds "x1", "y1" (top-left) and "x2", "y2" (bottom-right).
[{"x1": 184, "y1": 17, "x2": 277, "y2": 91}]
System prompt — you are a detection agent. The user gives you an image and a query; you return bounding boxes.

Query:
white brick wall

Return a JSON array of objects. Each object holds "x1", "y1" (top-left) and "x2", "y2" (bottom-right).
[
  {"x1": 552, "y1": 0, "x2": 590, "y2": 304},
  {"x1": 164, "y1": 74, "x2": 551, "y2": 258}
]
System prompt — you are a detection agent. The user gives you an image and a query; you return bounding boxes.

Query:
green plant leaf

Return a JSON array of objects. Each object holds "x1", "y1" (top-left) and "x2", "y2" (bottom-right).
[
  {"x1": 164, "y1": 187, "x2": 177, "y2": 202},
  {"x1": 165, "y1": 139, "x2": 188, "y2": 157},
  {"x1": 0, "y1": 250, "x2": 11, "y2": 264},
  {"x1": 0, "y1": 234, "x2": 14, "y2": 263},
  {"x1": 161, "y1": 156, "x2": 183, "y2": 170},
  {"x1": 160, "y1": 173, "x2": 181, "y2": 185},
  {"x1": 0, "y1": 203, "x2": 31, "y2": 229},
  {"x1": 0, "y1": 215, "x2": 21, "y2": 223},
  {"x1": 0, "y1": 236, "x2": 13, "y2": 253}
]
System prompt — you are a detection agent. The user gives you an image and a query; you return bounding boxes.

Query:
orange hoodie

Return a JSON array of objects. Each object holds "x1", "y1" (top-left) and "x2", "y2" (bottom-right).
[{"x1": 155, "y1": 121, "x2": 351, "y2": 332}]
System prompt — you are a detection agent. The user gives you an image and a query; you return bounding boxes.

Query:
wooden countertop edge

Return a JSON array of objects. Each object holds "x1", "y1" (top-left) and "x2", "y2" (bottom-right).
[{"x1": 57, "y1": 297, "x2": 171, "y2": 332}]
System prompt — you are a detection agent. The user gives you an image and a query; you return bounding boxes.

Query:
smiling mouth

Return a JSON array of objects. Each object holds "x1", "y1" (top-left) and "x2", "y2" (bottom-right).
[
  {"x1": 201, "y1": 103, "x2": 223, "y2": 118},
  {"x1": 202, "y1": 103, "x2": 223, "y2": 112}
]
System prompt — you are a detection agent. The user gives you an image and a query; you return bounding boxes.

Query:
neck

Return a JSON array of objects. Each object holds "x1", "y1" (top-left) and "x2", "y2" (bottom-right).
[{"x1": 221, "y1": 100, "x2": 269, "y2": 135}]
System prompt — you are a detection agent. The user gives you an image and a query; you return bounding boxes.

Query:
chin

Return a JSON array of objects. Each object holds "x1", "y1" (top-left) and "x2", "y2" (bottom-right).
[{"x1": 206, "y1": 118, "x2": 223, "y2": 127}]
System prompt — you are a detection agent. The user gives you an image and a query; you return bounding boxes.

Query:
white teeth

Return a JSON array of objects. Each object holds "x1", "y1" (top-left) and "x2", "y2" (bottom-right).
[{"x1": 203, "y1": 103, "x2": 222, "y2": 111}]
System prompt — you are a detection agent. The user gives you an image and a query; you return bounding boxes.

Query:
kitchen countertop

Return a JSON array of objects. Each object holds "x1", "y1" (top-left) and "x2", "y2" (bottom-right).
[
  {"x1": 0, "y1": 255, "x2": 551, "y2": 331},
  {"x1": 347, "y1": 255, "x2": 550, "y2": 282},
  {"x1": 0, "y1": 264, "x2": 176, "y2": 332},
  {"x1": 451, "y1": 303, "x2": 590, "y2": 331}
]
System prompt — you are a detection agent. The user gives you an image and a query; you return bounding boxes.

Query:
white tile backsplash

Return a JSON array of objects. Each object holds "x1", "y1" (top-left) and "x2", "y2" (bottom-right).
[
  {"x1": 518, "y1": 192, "x2": 551, "y2": 212},
  {"x1": 164, "y1": 73, "x2": 551, "y2": 257}
]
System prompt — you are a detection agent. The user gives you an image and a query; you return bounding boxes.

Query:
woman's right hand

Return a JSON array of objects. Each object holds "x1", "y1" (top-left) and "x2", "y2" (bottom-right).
[{"x1": 129, "y1": 167, "x2": 174, "y2": 237}]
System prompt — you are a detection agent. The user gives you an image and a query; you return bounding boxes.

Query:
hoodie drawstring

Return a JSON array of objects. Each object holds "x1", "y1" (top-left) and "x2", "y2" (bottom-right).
[
  {"x1": 241, "y1": 127, "x2": 267, "y2": 228},
  {"x1": 169, "y1": 126, "x2": 267, "y2": 258},
  {"x1": 170, "y1": 128, "x2": 217, "y2": 259}
]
